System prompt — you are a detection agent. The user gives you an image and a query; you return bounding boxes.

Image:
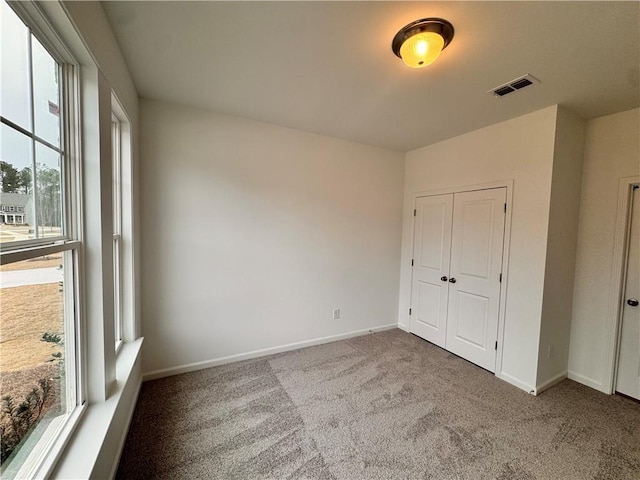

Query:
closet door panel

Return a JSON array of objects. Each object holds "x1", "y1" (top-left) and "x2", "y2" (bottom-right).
[
  {"x1": 409, "y1": 194, "x2": 453, "y2": 347},
  {"x1": 445, "y1": 188, "x2": 506, "y2": 372}
]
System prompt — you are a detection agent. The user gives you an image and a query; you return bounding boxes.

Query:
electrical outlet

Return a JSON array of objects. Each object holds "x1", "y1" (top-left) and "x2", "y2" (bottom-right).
[{"x1": 332, "y1": 308, "x2": 340, "y2": 320}]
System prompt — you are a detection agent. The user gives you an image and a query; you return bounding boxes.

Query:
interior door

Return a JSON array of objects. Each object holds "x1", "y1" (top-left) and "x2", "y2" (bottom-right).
[
  {"x1": 410, "y1": 194, "x2": 453, "y2": 348},
  {"x1": 445, "y1": 188, "x2": 506, "y2": 372},
  {"x1": 616, "y1": 186, "x2": 640, "y2": 400}
]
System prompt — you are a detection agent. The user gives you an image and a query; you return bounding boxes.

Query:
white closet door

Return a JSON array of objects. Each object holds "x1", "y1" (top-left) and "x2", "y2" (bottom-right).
[
  {"x1": 616, "y1": 186, "x2": 640, "y2": 400},
  {"x1": 410, "y1": 194, "x2": 453, "y2": 348},
  {"x1": 445, "y1": 188, "x2": 506, "y2": 372}
]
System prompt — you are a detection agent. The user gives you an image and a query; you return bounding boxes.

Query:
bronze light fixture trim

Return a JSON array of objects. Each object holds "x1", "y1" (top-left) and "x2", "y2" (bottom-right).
[{"x1": 392, "y1": 18, "x2": 455, "y2": 68}]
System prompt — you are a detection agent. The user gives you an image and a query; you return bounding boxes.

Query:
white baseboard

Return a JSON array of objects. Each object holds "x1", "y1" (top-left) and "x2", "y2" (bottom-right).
[
  {"x1": 143, "y1": 324, "x2": 399, "y2": 381},
  {"x1": 535, "y1": 370, "x2": 567, "y2": 395},
  {"x1": 397, "y1": 323, "x2": 409, "y2": 332},
  {"x1": 567, "y1": 371, "x2": 607, "y2": 393},
  {"x1": 497, "y1": 371, "x2": 536, "y2": 395}
]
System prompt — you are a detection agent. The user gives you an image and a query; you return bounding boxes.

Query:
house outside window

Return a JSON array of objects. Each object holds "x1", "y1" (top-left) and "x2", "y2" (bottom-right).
[{"x1": 0, "y1": 193, "x2": 33, "y2": 225}]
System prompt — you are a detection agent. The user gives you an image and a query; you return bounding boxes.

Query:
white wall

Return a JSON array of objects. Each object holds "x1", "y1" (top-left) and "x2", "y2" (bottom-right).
[
  {"x1": 536, "y1": 107, "x2": 585, "y2": 389},
  {"x1": 139, "y1": 99, "x2": 404, "y2": 376},
  {"x1": 569, "y1": 108, "x2": 640, "y2": 392},
  {"x1": 400, "y1": 106, "x2": 559, "y2": 391}
]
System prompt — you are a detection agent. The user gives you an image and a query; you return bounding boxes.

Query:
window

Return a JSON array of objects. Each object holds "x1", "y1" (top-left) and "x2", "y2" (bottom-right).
[
  {"x1": 1, "y1": 2, "x2": 80, "y2": 478},
  {"x1": 110, "y1": 93, "x2": 133, "y2": 351},
  {"x1": 2, "y1": 1, "x2": 137, "y2": 477},
  {"x1": 112, "y1": 114, "x2": 123, "y2": 349}
]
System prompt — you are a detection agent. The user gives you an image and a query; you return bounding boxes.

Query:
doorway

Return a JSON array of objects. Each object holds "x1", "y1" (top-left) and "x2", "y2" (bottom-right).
[{"x1": 615, "y1": 184, "x2": 640, "y2": 400}]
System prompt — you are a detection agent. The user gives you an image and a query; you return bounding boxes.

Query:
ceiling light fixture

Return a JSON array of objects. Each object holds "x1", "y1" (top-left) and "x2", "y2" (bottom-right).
[{"x1": 392, "y1": 18, "x2": 454, "y2": 68}]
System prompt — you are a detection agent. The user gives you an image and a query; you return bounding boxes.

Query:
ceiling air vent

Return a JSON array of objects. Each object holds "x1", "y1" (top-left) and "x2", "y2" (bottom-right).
[{"x1": 489, "y1": 74, "x2": 539, "y2": 97}]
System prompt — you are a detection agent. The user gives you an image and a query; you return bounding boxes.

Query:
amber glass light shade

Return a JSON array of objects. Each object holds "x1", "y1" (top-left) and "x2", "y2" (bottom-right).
[
  {"x1": 399, "y1": 31, "x2": 445, "y2": 68},
  {"x1": 392, "y1": 18, "x2": 454, "y2": 69}
]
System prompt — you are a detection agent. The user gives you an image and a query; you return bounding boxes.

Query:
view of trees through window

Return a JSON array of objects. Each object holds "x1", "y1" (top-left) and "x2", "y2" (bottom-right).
[
  {"x1": 1, "y1": 1, "x2": 73, "y2": 476},
  {"x1": 0, "y1": 160, "x2": 32, "y2": 194}
]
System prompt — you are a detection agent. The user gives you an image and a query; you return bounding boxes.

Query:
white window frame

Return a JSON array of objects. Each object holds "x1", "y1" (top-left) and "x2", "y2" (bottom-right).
[
  {"x1": 3, "y1": 0, "x2": 140, "y2": 476},
  {"x1": 111, "y1": 94, "x2": 135, "y2": 349},
  {"x1": 0, "y1": 1, "x2": 85, "y2": 478},
  {"x1": 111, "y1": 113, "x2": 123, "y2": 351}
]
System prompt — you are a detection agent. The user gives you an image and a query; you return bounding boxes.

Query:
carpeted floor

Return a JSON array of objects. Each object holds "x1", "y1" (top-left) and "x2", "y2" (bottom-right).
[{"x1": 116, "y1": 329, "x2": 640, "y2": 479}]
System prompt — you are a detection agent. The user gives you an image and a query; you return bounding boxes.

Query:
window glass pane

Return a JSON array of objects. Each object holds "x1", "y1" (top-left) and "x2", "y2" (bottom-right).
[
  {"x1": 0, "y1": 1, "x2": 32, "y2": 130},
  {"x1": 35, "y1": 144, "x2": 63, "y2": 238},
  {"x1": 112, "y1": 121, "x2": 121, "y2": 234},
  {"x1": 32, "y1": 36, "x2": 61, "y2": 147},
  {"x1": 1, "y1": 124, "x2": 35, "y2": 243},
  {"x1": 113, "y1": 237, "x2": 122, "y2": 345},
  {"x1": 0, "y1": 255, "x2": 69, "y2": 474},
  {"x1": 112, "y1": 119, "x2": 122, "y2": 346}
]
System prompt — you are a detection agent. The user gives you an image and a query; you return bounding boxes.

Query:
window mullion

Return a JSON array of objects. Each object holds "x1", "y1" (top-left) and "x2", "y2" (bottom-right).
[
  {"x1": 63, "y1": 63, "x2": 80, "y2": 242},
  {"x1": 0, "y1": 118, "x2": 64, "y2": 154},
  {"x1": 26, "y1": 28, "x2": 40, "y2": 239},
  {"x1": 61, "y1": 61, "x2": 86, "y2": 416},
  {"x1": 58, "y1": 62, "x2": 67, "y2": 241}
]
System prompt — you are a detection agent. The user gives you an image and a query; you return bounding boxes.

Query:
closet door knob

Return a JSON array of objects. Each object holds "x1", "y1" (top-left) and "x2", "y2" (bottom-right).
[
  {"x1": 628, "y1": 298, "x2": 639, "y2": 307},
  {"x1": 440, "y1": 276, "x2": 448, "y2": 282},
  {"x1": 449, "y1": 278, "x2": 457, "y2": 283}
]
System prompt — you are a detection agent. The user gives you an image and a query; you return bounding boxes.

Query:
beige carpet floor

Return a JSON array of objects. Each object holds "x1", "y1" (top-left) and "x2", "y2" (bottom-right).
[{"x1": 116, "y1": 329, "x2": 640, "y2": 479}]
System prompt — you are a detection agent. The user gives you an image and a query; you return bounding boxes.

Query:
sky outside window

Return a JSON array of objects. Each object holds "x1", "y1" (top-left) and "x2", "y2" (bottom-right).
[{"x1": 1, "y1": 1, "x2": 31, "y2": 131}]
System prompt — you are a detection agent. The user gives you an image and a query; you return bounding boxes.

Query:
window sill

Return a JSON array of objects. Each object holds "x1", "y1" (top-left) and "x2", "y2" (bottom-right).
[{"x1": 50, "y1": 338, "x2": 143, "y2": 479}]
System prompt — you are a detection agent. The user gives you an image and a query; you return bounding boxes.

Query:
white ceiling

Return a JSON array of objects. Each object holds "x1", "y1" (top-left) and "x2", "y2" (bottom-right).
[{"x1": 102, "y1": 1, "x2": 640, "y2": 152}]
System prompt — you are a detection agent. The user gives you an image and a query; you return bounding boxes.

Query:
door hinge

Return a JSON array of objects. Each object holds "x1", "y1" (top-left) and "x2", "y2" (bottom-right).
[
  {"x1": 409, "y1": 308, "x2": 412, "y2": 315},
  {"x1": 504, "y1": 203, "x2": 507, "y2": 213},
  {"x1": 499, "y1": 273, "x2": 502, "y2": 283},
  {"x1": 411, "y1": 259, "x2": 414, "y2": 266},
  {"x1": 495, "y1": 341, "x2": 498, "y2": 350},
  {"x1": 413, "y1": 209, "x2": 417, "y2": 216}
]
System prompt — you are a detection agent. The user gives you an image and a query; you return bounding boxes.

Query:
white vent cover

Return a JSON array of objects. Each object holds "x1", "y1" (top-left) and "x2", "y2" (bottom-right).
[{"x1": 488, "y1": 74, "x2": 539, "y2": 97}]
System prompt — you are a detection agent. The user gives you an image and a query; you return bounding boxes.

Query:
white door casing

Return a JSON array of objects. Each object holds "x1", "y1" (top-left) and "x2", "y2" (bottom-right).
[
  {"x1": 445, "y1": 188, "x2": 506, "y2": 372},
  {"x1": 410, "y1": 194, "x2": 453, "y2": 348},
  {"x1": 616, "y1": 186, "x2": 640, "y2": 400}
]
